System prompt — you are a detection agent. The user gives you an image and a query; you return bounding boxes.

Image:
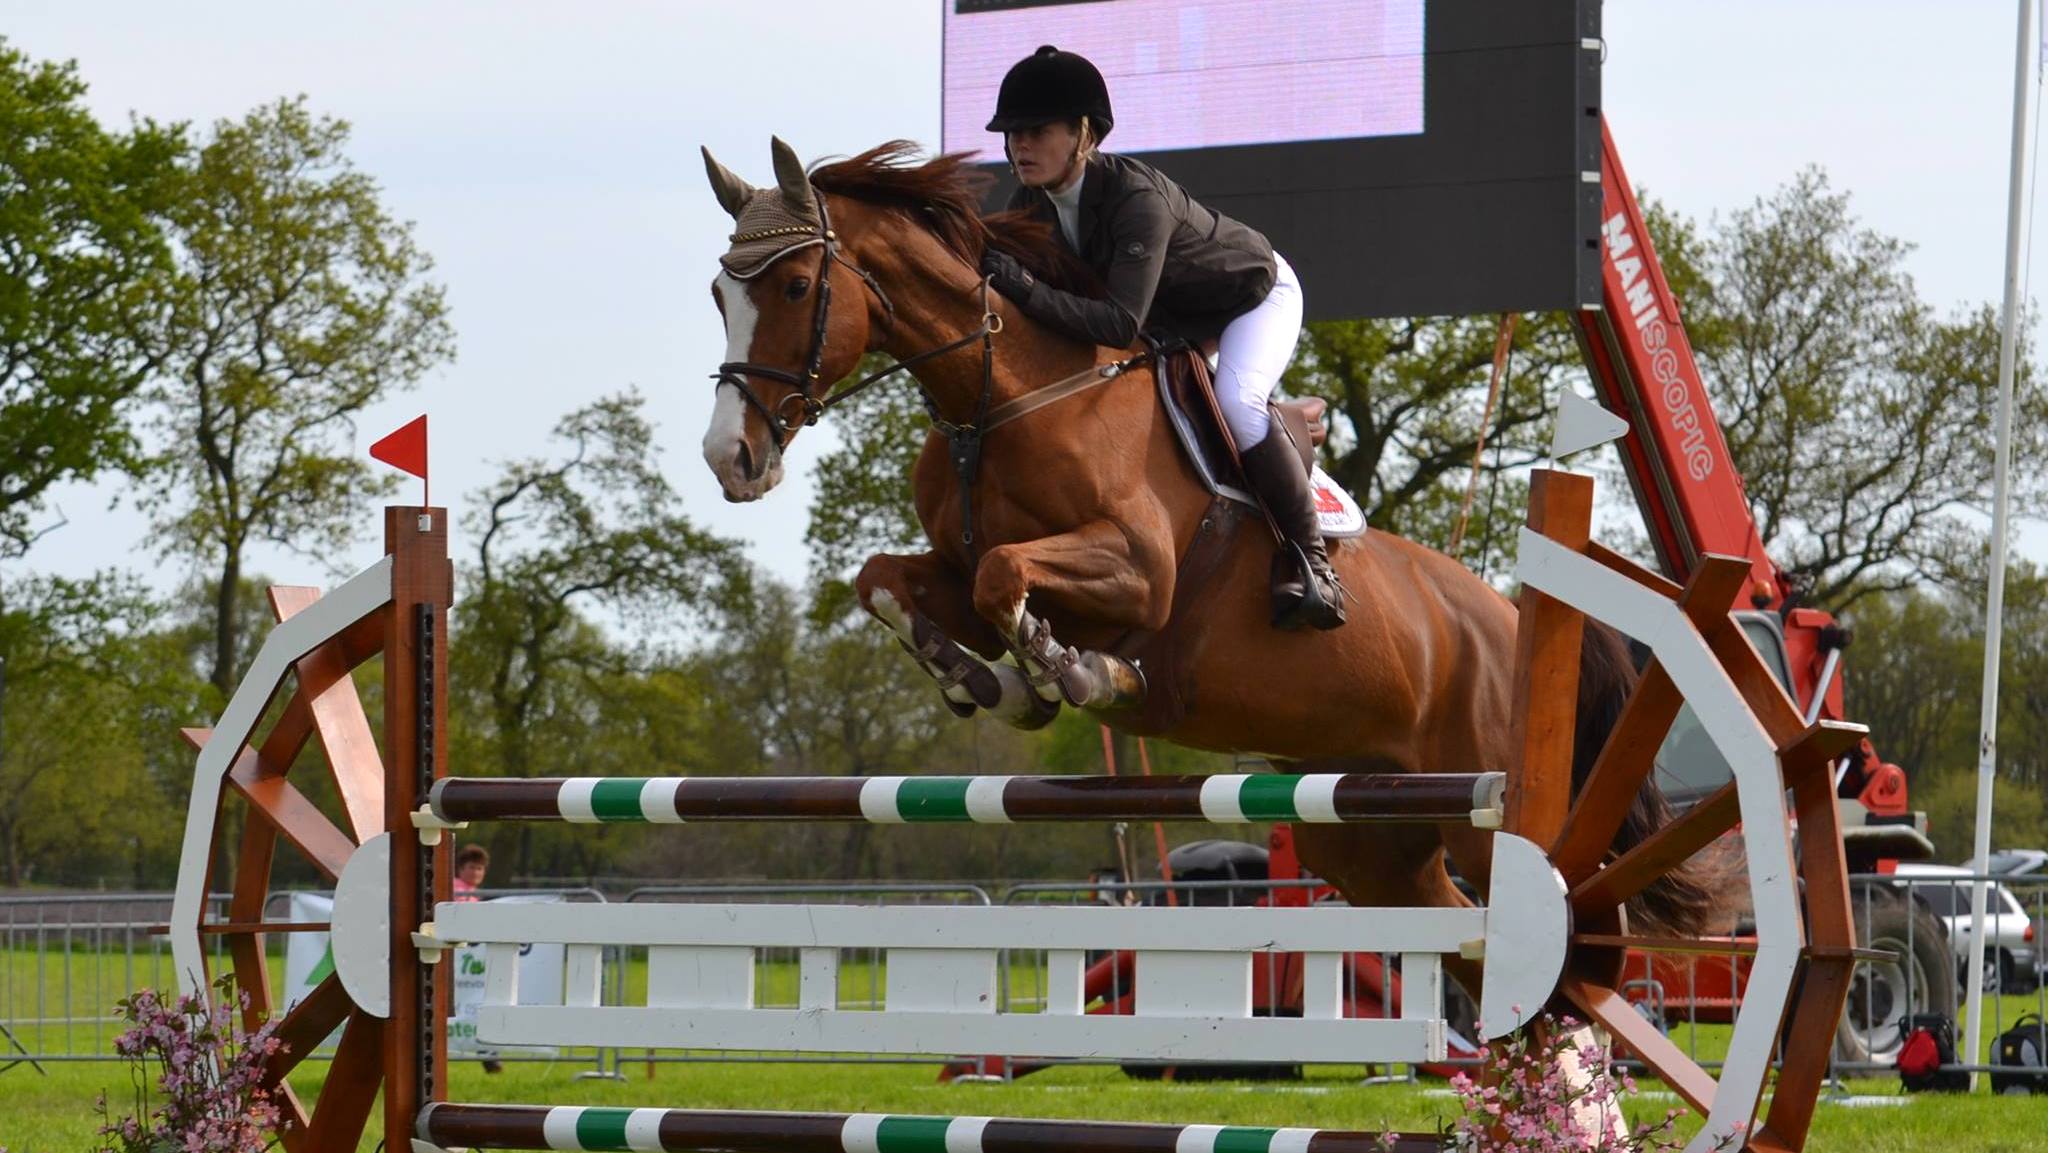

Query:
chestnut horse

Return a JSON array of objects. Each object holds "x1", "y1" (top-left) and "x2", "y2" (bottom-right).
[{"x1": 696, "y1": 139, "x2": 1713, "y2": 1000}]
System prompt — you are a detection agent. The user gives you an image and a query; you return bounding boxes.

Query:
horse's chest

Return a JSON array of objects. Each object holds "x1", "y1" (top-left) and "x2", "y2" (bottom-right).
[{"x1": 913, "y1": 438, "x2": 1109, "y2": 557}]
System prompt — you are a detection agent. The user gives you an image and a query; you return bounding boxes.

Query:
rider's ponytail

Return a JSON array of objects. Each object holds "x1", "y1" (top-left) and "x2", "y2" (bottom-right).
[{"x1": 1075, "y1": 116, "x2": 1100, "y2": 164}]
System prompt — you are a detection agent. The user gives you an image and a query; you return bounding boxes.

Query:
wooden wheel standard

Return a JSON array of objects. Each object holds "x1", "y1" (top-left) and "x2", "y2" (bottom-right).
[
  {"x1": 166, "y1": 509, "x2": 450, "y2": 1153},
  {"x1": 1511, "y1": 470, "x2": 1868, "y2": 1153}
]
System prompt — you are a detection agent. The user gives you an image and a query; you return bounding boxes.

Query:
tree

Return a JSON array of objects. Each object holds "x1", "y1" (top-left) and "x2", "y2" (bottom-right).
[
  {"x1": 138, "y1": 97, "x2": 454, "y2": 699},
  {"x1": 1919, "y1": 769, "x2": 2048, "y2": 868},
  {"x1": 453, "y1": 393, "x2": 737, "y2": 877},
  {"x1": 0, "y1": 41, "x2": 183, "y2": 556},
  {"x1": 1647, "y1": 170, "x2": 2048, "y2": 611},
  {"x1": 665, "y1": 565, "x2": 1130, "y2": 884},
  {"x1": 689, "y1": 568, "x2": 955, "y2": 875},
  {"x1": 0, "y1": 571, "x2": 168, "y2": 885},
  {"x1": 1939, "y1": 561, "x2": 2048, "y2": 791},
  {"x1": 1841, "y1": 587, "x2": 1977, "y2": 785},
  {"x1": 1842, "y1": 566, "x2": 2048, "y2": 859}
]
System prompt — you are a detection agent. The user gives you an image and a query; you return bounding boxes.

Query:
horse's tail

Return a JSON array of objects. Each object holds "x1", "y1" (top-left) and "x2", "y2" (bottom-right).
[{"x1": 1574, "y1": 619, "x2": 1731, "y2": 938}]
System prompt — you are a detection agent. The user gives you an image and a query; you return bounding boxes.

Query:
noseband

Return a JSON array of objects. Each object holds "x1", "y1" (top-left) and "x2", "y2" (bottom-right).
[{"x1": 712, "y1": 191, "x2": 1002, "y2": 450}]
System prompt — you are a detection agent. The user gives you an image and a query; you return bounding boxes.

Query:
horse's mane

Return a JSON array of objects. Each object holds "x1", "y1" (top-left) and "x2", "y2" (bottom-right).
[{"x1": 810, "y1": 141, "x2": 1102, "y2": 296}]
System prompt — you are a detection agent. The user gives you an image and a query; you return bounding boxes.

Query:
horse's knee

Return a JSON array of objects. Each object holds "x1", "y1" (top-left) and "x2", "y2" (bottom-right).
[
  {"x1": 971, "y1": 547, "x2": 1031, "y2": 630},
  {"x1": 855, "y1": 560, "x2": 919, "y2": 639},
  {"x1": 853, "y1": 554, "x2": 901, "y2": 605}
]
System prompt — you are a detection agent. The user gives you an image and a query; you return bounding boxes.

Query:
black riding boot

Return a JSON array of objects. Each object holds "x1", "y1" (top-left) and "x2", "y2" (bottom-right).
[{"x1": 1239, "y1": 434, "x2": 1347, "y2": 631}]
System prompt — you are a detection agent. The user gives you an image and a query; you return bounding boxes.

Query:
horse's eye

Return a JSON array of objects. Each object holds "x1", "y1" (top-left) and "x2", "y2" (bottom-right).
[{"x1": 785, "y1": 278, "x2": 811, "y2": 301}]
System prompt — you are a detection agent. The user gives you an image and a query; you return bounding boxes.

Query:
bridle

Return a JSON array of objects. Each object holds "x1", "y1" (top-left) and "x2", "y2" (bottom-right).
[
  {"x1": 712, "y1": 190, "x2": 1002, "y2": 452},
  {"x1": 712, "y1": 186, "x2": 1010, "y2": 552}
]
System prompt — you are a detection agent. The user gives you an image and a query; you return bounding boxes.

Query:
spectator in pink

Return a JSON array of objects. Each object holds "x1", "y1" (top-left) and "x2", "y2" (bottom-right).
[
  {"x1": 451, "y1": 843, "x2": 500, "y2": 1071},
  {"x1": 453, "y1": 844, "x2": 489, "y2": 900}
]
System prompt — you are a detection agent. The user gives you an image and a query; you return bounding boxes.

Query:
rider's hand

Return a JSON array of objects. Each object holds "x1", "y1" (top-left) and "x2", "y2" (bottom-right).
[{"x1": 980, "y1": 249, "x2": 1036, "y2": 301}]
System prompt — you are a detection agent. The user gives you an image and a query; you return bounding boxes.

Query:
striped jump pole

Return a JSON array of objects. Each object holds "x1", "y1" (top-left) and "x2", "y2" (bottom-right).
[
  {"x1": 426, "y1": 771, "x2": 1505, "y2": 827},
  {"x1": 417, "y1": 1104, "x2": 1444, "y2": 1153}
]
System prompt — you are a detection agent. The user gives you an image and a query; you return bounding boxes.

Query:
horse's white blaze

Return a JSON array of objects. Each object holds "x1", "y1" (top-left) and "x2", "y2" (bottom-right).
[{"x1": 703, "y1": 273, "x2": 783, "y2": 500}]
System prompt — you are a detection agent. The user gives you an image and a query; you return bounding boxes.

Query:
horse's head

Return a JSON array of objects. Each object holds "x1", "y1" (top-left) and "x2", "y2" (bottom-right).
[{"x1": 699, "y1": 138, "x2": 883, "y2": 502}]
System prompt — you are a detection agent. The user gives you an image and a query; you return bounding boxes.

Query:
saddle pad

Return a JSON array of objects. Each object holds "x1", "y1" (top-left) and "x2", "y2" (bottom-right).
[{"x1": 1310, "y1": 467, "x2": 1367, "y2": 538}]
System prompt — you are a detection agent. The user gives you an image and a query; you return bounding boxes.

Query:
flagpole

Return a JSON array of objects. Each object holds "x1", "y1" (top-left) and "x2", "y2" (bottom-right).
[{"x1": 1963, "y1": 0, "x2": 2037, "y2": 1085}]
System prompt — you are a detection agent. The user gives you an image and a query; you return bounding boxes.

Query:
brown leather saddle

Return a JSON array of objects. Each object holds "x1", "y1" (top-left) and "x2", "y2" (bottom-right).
[{"x1": 1153, "y1": 344, "x2": 1328, "y2": 524}]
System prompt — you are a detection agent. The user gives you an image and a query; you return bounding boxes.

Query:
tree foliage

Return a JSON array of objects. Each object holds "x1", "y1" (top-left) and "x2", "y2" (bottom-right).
[
  {"x1": 0, "y1": 572, "x2": 177, "y2": 886},
  {"x1": 1647, "y1": 171, "x2": 2048, "y2": 610},
  {"x1": 1284, "y1": 313, "x2": 1577, "y2": 574},
  {"x1": 137, "y1": 97, "x2": 454, "y2": 698},
  {"x1": 0, "y1": 41, "x2": 183, "y2": 556},
  {"x1": 451, "y1": 393, "x2": 738, "y2": 877},
  {"x1": 1846, "y1": 567, "x2": 2048, "y2": 857}
]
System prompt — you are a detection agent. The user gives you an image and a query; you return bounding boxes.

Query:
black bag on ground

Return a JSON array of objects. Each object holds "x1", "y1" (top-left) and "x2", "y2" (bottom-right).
[
  {"x1": 1898, "y1": 1011, "x2": 1970, "y2": 1093},
  {"x1": 1991, "y1": 1013, "x2": 2048, "y2": 1095}
]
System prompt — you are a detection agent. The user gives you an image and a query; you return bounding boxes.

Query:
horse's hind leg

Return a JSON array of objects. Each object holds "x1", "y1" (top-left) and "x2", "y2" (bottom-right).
[
  {"x1": 857, "y1": 551, "x2": 1057, "y2": 728},
  {"x1": 1292, "y1": 822, "x2": 1488, "y2": 1010}
]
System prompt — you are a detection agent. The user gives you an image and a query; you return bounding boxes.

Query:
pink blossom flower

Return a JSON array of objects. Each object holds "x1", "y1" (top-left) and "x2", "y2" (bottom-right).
[
  {"x1": 91, "y1": 978, "x2": 285, "y2": 1153},
  {"x1": 1442, "y1": 1011, "x2": 1694, "y2": 1153}
]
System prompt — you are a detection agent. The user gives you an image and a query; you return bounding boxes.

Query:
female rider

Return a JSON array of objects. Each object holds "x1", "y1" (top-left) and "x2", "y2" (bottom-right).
[{"x1": 979, "y1": 45, "x2": 1345, "y2": 631}]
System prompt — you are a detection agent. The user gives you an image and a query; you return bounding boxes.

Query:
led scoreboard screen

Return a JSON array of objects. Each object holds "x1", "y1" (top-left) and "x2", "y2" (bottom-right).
[{"x1": 942, "y1": 0, "x2": 1601, "y2": 320}]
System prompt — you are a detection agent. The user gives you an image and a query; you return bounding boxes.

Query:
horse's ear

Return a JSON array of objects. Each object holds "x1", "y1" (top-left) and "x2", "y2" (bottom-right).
[
  {"x1": 770, "y1": 136, "x2": 815, "y2": 213},
  {"x1": 702, "y1": 146, "x2": 754, "y2": 219}
]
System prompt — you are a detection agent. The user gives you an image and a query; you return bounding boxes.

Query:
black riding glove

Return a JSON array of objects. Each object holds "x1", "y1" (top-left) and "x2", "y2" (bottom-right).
[{"x1": 980, "y1": 250, "x2": 1036, "y2": 302}]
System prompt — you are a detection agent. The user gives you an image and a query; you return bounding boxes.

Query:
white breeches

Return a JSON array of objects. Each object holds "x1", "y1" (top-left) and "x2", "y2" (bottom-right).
[{"x1": 1215, "y1": 252, "x2": 1304, "y2": 449}]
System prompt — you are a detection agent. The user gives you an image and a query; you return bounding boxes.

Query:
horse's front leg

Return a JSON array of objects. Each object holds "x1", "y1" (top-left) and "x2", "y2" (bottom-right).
[
  {"x1": 855, "y1": 550, "x2": 1058, "y2": 728},
  {"x1": 971, "y1": 521, "x2": 1165, "y2": 712}
]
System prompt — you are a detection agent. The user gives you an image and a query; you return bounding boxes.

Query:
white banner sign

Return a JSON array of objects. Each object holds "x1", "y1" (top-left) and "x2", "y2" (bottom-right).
[{"x1": 283, "y1": 891, "x2": 571, "y2": 1057}]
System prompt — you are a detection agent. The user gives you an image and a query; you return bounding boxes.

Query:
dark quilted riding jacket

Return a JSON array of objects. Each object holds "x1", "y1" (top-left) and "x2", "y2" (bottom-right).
[{"x1": 1003, "y1": 153, "x2": 1277, "y2": 348}]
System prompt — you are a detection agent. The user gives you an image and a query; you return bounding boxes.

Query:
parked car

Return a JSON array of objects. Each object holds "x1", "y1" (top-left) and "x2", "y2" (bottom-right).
[
  {"x1": 1985, "y1": 848, "x2": 2048, "y2": 879},
  {"x1": 1892, "y1": 864, "x2": 2039, "y2": 994}
]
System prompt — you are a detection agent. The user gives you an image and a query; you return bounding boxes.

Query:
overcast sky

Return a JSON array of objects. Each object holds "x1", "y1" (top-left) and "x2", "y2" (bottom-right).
[{"x1": 7, "y1": 0, "x2": 2045, "y2": 596}]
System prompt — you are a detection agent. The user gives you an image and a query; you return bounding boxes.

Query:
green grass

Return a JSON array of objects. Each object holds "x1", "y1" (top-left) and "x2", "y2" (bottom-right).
[
  {"x1": 7, "y1": 1056, "x2": 2048, "y2": 1152},
  {"x1": 4, "y1": 945, "x2": 2048, "y2": 1151}
]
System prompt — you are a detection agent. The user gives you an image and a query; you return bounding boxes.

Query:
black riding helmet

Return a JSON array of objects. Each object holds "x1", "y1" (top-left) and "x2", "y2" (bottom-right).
[{"x1": 985, "y1": 45, "x2": 1114, "y2": 141}]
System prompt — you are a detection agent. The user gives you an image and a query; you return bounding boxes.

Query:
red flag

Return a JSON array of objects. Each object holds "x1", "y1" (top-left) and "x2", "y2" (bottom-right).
[{"x1": 370, "y1": 415, "x2": 429, "y2": 504}]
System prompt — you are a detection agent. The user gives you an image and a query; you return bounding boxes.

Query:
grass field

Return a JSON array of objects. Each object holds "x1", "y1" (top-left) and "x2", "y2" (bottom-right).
[
  {"x1": 8, "y1": 1054, "x2": 2048, "y2": 1153},
  {"x1": 4, "y1": 946, "x2": 2048, "y2": 1151}
]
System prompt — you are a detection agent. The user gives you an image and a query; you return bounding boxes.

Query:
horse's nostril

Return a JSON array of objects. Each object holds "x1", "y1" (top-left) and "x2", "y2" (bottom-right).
[{"x1": 734, "y1": 441, "x2": 758, "y2": 482}]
